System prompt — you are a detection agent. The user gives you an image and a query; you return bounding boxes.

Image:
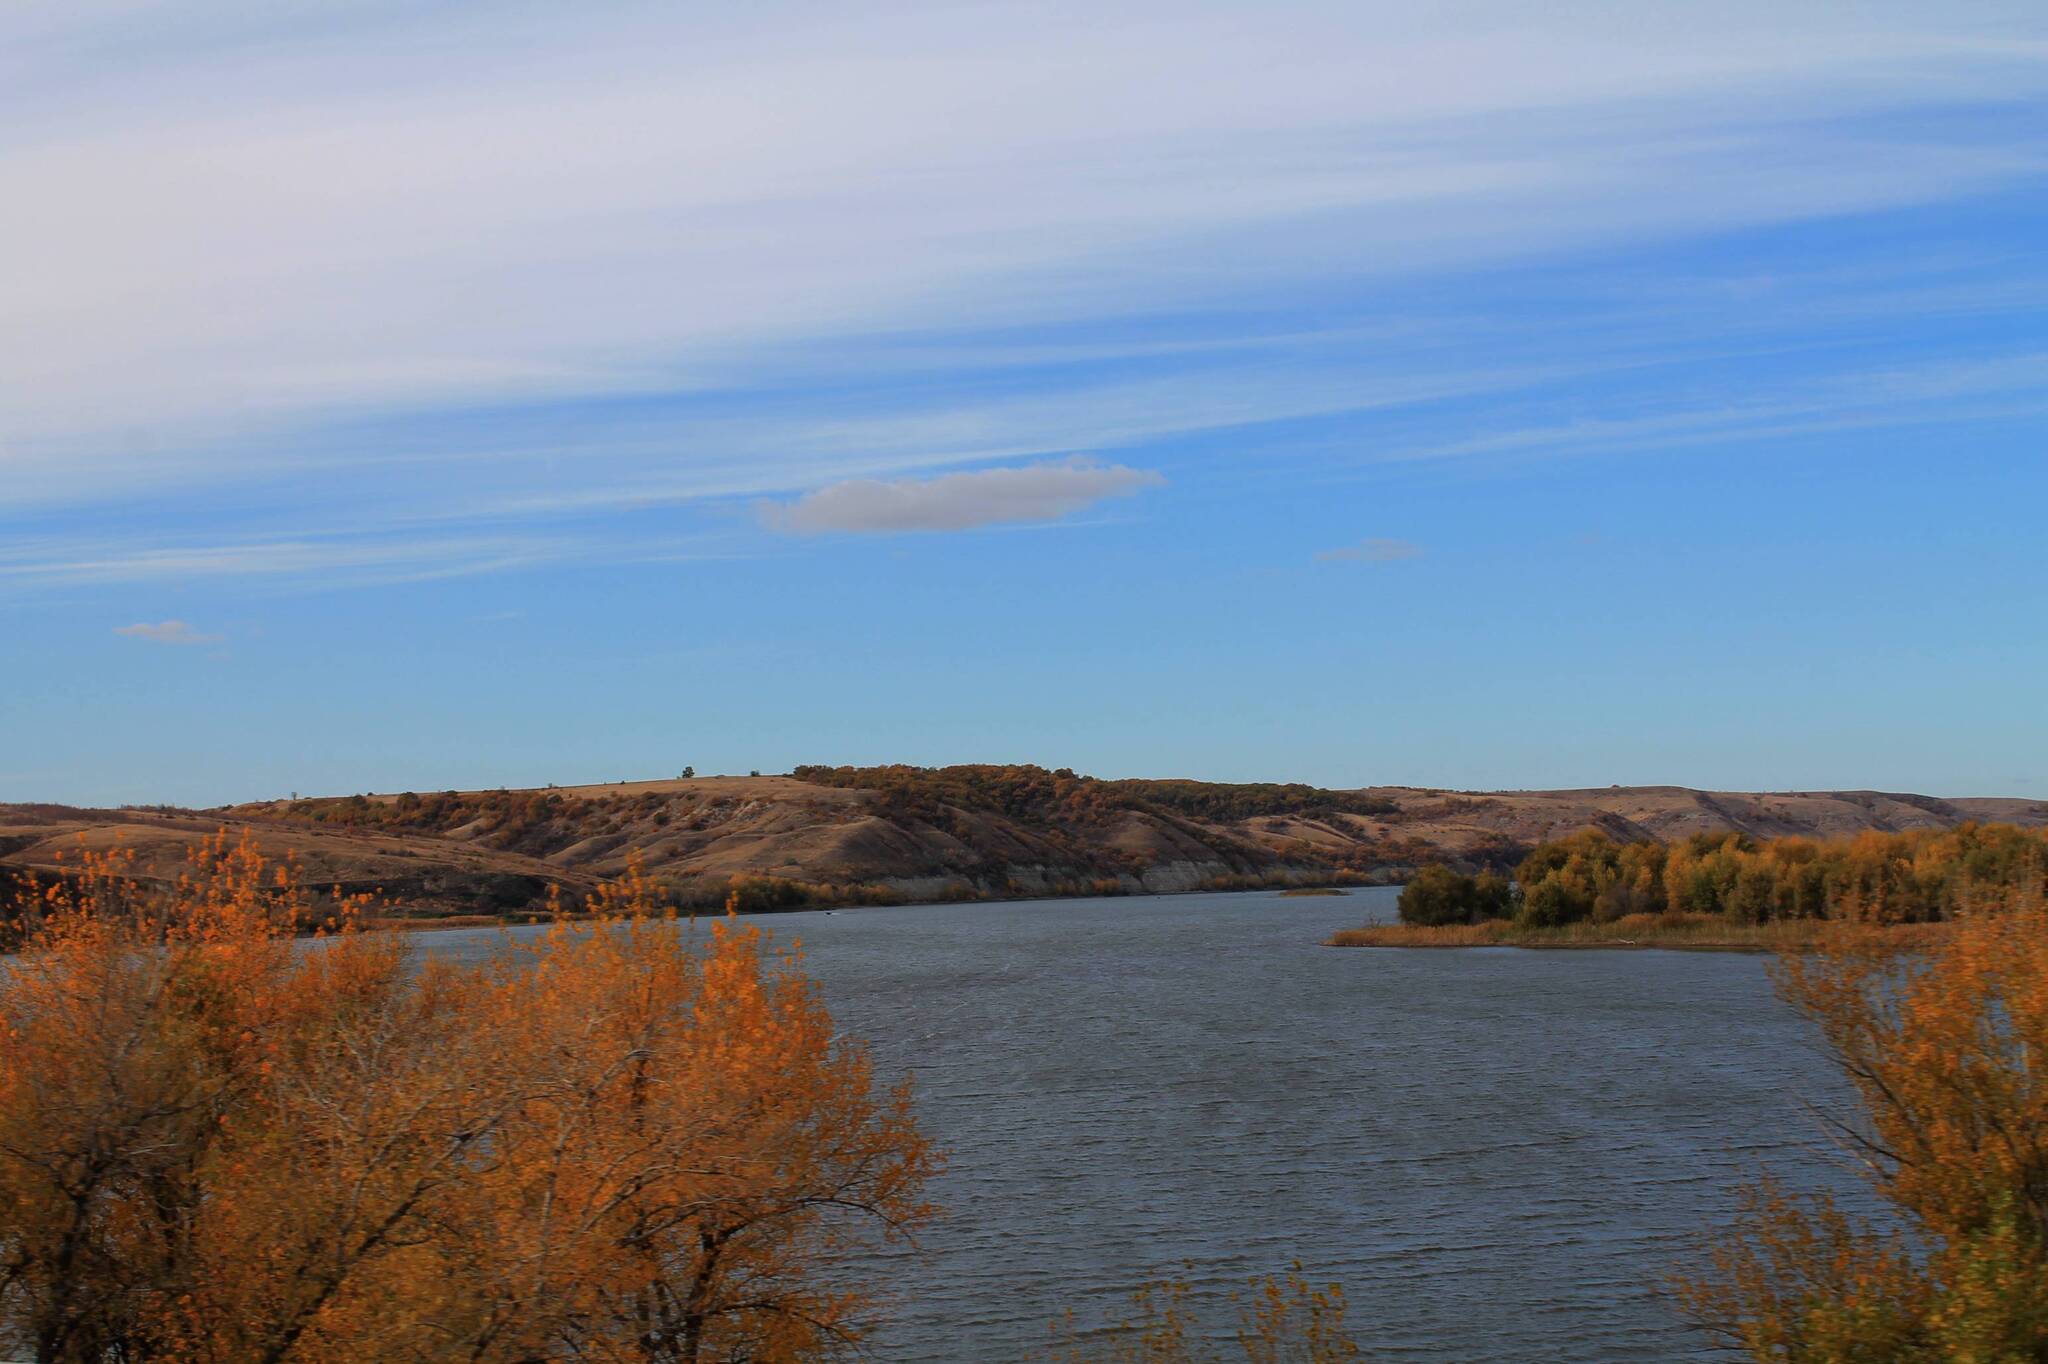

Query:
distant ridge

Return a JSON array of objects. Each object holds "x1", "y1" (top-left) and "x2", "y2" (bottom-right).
[{"x1": 4, "y1": 769, "x2": 2042, "y2": 918}]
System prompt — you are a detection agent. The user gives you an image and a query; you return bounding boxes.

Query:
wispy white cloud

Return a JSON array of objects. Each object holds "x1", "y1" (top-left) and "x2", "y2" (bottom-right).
[
  {"x1": 1316, "y1": 538, "x2": 1424, "y2": 564},
  {"x1": 0, "y1": 519, "x2": 758, "y2": 587},
  {"x1": 6, "y1": 337, "x2": 2042, "y2": 586},
  {"x1": 762, "y1": 459, "x2": 1164, "y2": 534},
  {"x1": 463, "y1": 358, "x2": 1570, "y2": 521},
  {"x1": 114, "y1": 620, "x2": 220, "y2": 645},
  {"x1": 1380, "y1": 352, "x2": 2048, "y2": 467},
  {"x1": 5, "y1": 535, "x2": 568, "y2": 588},
  {"x1": 2, "y1": 0, "x2": 2045, "y2": 512}
]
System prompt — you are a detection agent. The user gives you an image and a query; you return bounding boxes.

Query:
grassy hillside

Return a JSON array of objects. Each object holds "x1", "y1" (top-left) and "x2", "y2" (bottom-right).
[{"x1": 2, "y1": 768, "x2": 2041, "y2": 922}]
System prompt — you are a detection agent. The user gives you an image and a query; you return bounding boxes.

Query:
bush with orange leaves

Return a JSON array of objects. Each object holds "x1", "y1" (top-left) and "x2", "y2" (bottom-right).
[
  {"x1": 1672, "y1": 895, "x2": 2048, "y2": 1361},
  {"x1": 0, "y1": 836, "x2": 935, "y2": 1363}
]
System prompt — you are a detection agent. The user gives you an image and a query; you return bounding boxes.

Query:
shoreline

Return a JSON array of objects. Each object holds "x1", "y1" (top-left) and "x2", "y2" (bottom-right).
[
  {"x1": 361, "y1": 879, "x2": 1375, "y2": 937},
  {"x1": 1328, "y1": 935, "x2": 1780, "y2": 953},
  {"x1": 1325, "y1": 917, "x2": 1952, "y2": 954}
]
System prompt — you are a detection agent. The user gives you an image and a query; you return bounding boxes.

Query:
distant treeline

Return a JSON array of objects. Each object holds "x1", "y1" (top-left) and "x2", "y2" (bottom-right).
[
  {"x1": 1399, "y1": 823, "x2": 2048, "y2": 928},
  {"x1": 790, "y1": 764, "x2": 1398, "y2": 823},
  {"x1": 261, "y1": 787, "x2": 597, "y2": 830}
]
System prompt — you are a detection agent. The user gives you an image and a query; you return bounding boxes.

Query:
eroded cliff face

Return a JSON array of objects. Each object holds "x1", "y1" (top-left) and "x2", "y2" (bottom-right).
[{"x1": 4, "y1": 775, "x2": 2041, "y2": 917}]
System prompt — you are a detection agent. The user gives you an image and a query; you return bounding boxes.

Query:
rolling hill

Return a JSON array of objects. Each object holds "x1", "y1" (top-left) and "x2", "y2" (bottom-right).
[{"x1": 3, "y1": 767, "x2": 2043, "y2": 919}]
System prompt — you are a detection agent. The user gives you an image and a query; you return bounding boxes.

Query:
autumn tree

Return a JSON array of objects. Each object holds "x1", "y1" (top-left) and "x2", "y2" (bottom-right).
[
  {"x1": 1396, "y1": 866, "x2": 1472, "y2": 926},
  {"x1": 1397, "y1": 867, "x2": 1512, "y2": 926},
  {"x1": 1508, "y1": 823, "x2": 2048, "y2": 929},
  {"x1": 0, "y1": 837, "x2": 935, "y2": 1363},
  {"x1": 1672, "y1": 896, "x2": 2048, "y2": 1360}
]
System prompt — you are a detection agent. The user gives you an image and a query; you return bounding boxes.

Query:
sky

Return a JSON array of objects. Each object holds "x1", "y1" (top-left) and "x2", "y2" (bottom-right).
[{"x1": 4, "y1": 0, "x2": 2046, "y2": 807}]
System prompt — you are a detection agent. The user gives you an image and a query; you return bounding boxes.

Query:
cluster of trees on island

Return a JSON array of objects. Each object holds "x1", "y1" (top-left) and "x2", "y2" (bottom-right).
[
  {"x1": 1400, "y1": 822, "x2": 2048, "y2": 928},
  {"x1": 1390, "y1": 822, "x2": 2048, "y2": 1357}
]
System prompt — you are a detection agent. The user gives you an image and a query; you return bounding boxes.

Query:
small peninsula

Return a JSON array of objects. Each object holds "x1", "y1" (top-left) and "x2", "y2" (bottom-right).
[{"x1": 1329, "y1": 824, "x2": 2048, "y2": 951}]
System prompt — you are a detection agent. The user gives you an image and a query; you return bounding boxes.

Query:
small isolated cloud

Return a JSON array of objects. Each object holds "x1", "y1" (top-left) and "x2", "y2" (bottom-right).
[
  {"x1": 1316, "y1": 538, "x2": 1423, "y2": 564},
  {"x1": 114, "y1": 620, "x2": 221, "y2": 645},
  {"x1": 761, "y1": 459, "x2": 1164, "y2": 534}
]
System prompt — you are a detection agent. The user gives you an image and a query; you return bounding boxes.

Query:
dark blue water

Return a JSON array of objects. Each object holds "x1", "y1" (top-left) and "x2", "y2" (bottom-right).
[{"x1": 418, "y1": 888, "x2": 1861, "y2": 1361}]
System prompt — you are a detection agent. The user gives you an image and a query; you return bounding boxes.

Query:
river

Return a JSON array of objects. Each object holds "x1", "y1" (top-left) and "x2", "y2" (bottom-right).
[{"x1": 418, "y1": 887, "x2": 1864, "y2": 1361}]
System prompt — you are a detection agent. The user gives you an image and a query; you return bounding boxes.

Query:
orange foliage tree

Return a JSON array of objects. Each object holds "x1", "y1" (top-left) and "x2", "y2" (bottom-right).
[
  {"x1": 1672, "y1": 896, "x2": 2048, "y2": 1360},
  {"x1": 0, "y1": 837, "x2": 935, "y2": 1363},
  {"x1": 1511, "y1": 823, "x2": 2048, "y2": 929}
]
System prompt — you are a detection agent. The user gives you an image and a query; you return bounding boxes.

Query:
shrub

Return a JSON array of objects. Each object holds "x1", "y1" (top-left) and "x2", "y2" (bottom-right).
[
  {"x1": 1517, "y1": 875, "x2": 1591, "y2": 929},
  {"x1": 0, "y1": 838, "x2": 935, "y2": 1362},
  {"x1": 1672, "y1": 894, "x2": 2048, "y2": 1357},
  {"x1": 1398, "y1": 865, "x2": 1478, "y2": 926}
]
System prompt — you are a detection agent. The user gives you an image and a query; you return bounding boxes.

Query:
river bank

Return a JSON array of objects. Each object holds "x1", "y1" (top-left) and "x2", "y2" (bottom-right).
[
  {"x1": 1327, "y1": 913, "x2": 1949, "y2": 953},
  {"x1": 360, "y1": 878, "x2": 1366, "y2": 936}
]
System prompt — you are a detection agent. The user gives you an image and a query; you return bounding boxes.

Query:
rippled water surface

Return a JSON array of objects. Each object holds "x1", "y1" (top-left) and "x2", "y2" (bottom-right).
[{"x1": 419, "y1": 888, "x2": 1863, "y2": 1361}]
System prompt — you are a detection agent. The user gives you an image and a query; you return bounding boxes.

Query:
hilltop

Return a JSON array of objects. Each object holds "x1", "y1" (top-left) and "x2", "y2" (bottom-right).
[{"x1": 3, "y1": 768, "x2": 2042, "y2": 920}]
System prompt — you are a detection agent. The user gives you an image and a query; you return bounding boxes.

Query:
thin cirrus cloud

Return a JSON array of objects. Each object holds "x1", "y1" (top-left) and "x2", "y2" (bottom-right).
[
  {"x1": 761, "y1": 460, "x2": 1164, "y2": 535},
  {"x1": 3, "y1": 0, "x2": 2047, "y2": 514},
  {"x1": 113, "y1": 620, "x2": 221, "y2": 645},
  {"x1": 0, "y1": 0, "x2": 2045, "y2": 612},
  {"x1": 1, "y1": 533, "x2": 575, "y2": 591},
  {"x1": 1317, "y1": 538, "x2": 1423, "y2": 564}
]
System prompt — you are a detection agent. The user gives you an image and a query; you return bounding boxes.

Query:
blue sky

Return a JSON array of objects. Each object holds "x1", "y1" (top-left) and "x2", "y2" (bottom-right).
[{"x1": 3, "y1": 1, "x2": 2046, "y2": 806}]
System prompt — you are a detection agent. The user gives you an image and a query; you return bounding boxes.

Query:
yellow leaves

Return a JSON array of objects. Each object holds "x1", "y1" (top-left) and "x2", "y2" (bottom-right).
[
  {"x1": 1671, "y1": 1179, "x2": 1931, "y2": 1362},
  {"x1": 0, "y1": 839, "x2": 935, "y2": 1363},
  {"x1": 1677, "y1": 894, "x2": 2048, "y2": 1361},
  {"x1": 1517, "y1": 822, "x2": 2048, "y2": 929},
  {"x1": 1770, "y1": 905, "x2": 2048, "y2": 1249}
]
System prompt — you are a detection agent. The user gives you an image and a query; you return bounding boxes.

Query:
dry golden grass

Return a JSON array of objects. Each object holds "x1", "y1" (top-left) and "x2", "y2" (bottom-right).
[{"x1": 1326, "y1": 912, "x2": 1955, "y2": 953}]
